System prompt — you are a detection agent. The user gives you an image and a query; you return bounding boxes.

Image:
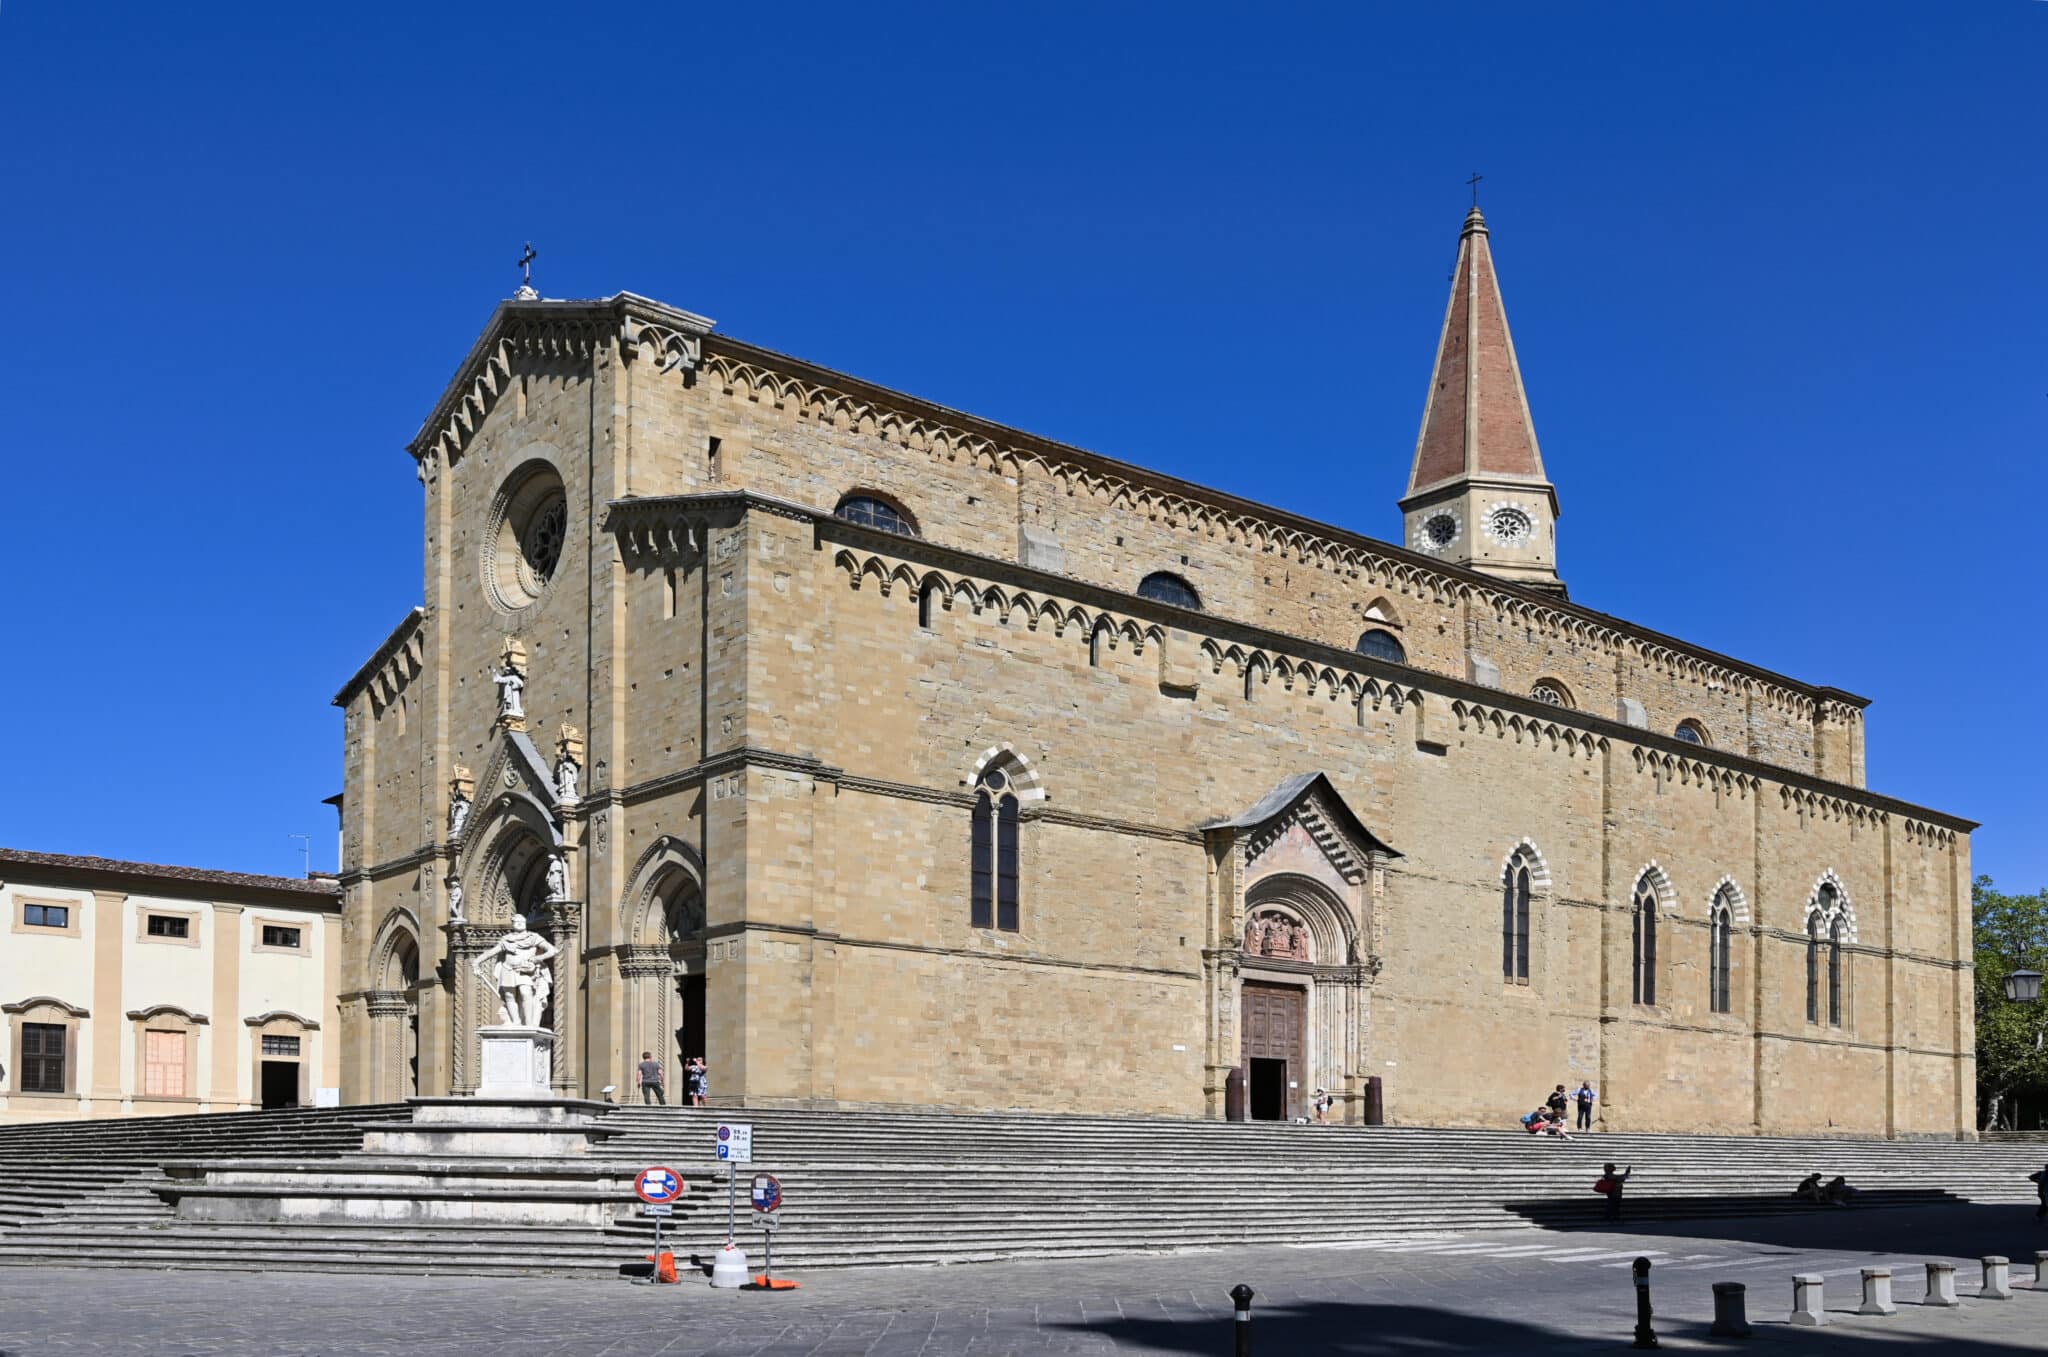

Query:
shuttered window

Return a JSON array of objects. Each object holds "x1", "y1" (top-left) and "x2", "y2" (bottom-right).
[
  {"x1": 21, "y1": 1023, "x2": 66, "y2": 1093},
  {"x1": 143, "y1": 1030, "x2": 186, "y2": 1097}
]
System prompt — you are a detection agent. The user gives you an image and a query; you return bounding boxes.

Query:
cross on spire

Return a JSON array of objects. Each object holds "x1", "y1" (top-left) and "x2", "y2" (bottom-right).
[
  {"x1": 515, "y1": 243, "x2": 538, "y2": 299},
  {"x1": 1465, "y1": 172, "x2": 1483, "y2": 208}
]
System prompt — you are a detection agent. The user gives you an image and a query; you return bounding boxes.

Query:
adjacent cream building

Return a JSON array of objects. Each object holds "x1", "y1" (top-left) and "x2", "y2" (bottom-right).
[
  {"x1": 0, "y1": 849, "x2": 342, "y2": 1124},
  {"x1": 334, "y1": 206, "x2": 1977, "y2": 1136}
]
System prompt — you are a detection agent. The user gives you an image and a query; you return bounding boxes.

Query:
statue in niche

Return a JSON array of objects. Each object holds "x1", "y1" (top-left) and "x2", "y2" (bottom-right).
[
  {"x1": 446, "y1": 875, "x2": 465, "y2": 923},
  {"x1": 449, "y1": 790, "x2": 471, "y2": 837},
  {"x1": 493, "y1": 653, "x2": 526, "y2": 720},
  {"x1": 545, "y1": 853, "x2": 569, "y2": 902},
  {"x1": 556, "y1": 757, "x2": 580, "y2": 802},
  {"x1": 470, "y1": 914, "x2": 559, "y2": 1028}
]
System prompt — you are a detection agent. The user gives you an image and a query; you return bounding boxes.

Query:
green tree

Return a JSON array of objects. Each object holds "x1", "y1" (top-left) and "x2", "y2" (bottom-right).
[{"x1": 1975, "y1": 875, "x2": 2048, "y2": 1131}]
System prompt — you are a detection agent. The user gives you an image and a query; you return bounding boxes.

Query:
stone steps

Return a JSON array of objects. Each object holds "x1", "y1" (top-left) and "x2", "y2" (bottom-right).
[{"x1": 0, "y1": 1103, "x2": 2039, "y2": 1275}]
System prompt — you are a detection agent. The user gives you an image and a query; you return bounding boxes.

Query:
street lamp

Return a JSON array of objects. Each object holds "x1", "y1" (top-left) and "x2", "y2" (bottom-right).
[{"x1": 2005, "y1": 970, "x2": 2043, "y2": 1003}]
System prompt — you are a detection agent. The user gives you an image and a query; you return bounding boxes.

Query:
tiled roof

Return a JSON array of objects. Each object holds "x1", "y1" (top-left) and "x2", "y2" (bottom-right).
[{"x1": 0, "y1": 848, "x2": 340, "y2": 902}]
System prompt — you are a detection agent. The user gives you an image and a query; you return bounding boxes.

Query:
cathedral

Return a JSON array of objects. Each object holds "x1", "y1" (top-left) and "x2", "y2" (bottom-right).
[{"x1": 333, "y1": 206, "x2": 1975, "y2": 1136}]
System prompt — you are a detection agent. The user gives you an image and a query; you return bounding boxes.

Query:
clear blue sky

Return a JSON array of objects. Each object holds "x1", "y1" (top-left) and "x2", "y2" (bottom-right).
[{"x1": 1, "y1": 3, "x2": 2041, "y2": 890}]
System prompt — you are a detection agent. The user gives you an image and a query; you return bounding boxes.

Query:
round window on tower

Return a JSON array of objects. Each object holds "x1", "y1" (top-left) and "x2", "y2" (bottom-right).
[
  {"x1": 1414, "y1": 512, "x2": 1460, "y2": 554},
  {"x1": 1486, "y1": 506, "x2": 1533, "y2": 548},
  {"x1": 487, "y1": 462, "x2": 571, "y2": 612}
]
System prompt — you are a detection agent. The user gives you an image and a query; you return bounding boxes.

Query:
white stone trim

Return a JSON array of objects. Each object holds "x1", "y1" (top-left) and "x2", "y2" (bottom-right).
[
  {"x1": 1501, "y1": 838, "x2": 1553, "y2": 893},
  {"x1": 1708, "y1": 875, "x2": 1751, "y2": 926},
  {"x1": 966, "y1": 743, "x2": 1047, "y2": 801},
  {"x1": 1804, "y1": 867, "x2": 1858, "y2": 943},
  {"x1": 1629, "y1": 861, "x2": 1680, "y2": 915}
]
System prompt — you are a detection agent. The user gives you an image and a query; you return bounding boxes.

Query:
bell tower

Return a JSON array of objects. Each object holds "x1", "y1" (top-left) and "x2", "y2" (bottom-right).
[{"x1": 1400, "y1": 205, "x2": 1564, "y2": 596}]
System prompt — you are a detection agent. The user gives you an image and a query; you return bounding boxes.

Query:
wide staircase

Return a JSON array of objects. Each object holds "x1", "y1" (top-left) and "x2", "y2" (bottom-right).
[{"x1": 0, "y1": 1105, "x2": 2043, "y2": 1275}]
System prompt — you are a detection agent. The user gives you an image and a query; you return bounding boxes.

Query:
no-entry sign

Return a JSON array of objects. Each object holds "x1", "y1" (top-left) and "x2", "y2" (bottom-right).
[{"x1": 750, "y1": 1173, "x2": 783, "y2": 1212}]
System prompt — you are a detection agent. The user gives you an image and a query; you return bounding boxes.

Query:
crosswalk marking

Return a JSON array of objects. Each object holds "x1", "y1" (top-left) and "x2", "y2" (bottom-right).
[
  {"x1": 1549, "y1": 1249, "x2": 1668, "y2": 1264},
  {"x1": 1661, "y1": 1253, "x2": 1803, "y2": 1272},
  {"x1": 1607, "y1": 1253, "x2": 1719, "y2": 1267},
  {"x1": 1531, "y1": 1248, "x2": 1639, "y2": 1261}
]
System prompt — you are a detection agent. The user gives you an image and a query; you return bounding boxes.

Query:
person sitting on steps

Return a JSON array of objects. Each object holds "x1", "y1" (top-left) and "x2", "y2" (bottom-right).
[
  {"x1": 1822, "y1": 1175, "x2": 1858, "y2": 1206},
  {"x1": 1794, "y1": 1172, "x2": 1825, "y2": 1203}
]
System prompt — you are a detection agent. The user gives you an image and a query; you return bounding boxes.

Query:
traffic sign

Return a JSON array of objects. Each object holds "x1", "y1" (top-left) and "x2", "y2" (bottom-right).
[
  {"x1": 750, "y1": 1173, "x2": 782, "y2": 1212},
  {"x1": 640, "y1": 1203, "x2": 674, "y2": 1217},
  {"x1": 757, "y1": 1210, "x2": 782, "y2": 1231},
  {"x1": 634, "y1": 1165, "x2": 684, "y2": 1204},
  {"x1": 715, "y1": 1122, "x2": 754, "y2": 1163}
]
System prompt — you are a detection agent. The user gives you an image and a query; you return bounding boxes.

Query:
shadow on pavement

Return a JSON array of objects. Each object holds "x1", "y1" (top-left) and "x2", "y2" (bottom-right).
[
  {"x1": 1507, "y1": 1200, "x2": 2047, "y2": 1259},
  {"x1": 1064, "y1": 1298, "x2": 2048, "y2": 1354}
]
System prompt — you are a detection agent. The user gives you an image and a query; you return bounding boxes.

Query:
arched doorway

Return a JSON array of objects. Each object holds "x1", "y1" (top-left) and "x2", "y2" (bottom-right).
[
  {"x1": 1238, "y1": 874, "x2": 1364, "y2": 1122},
  {"x1": 654, "y1": 869, "x2": 707, "y2": 1081},
  {"x1": 369, "y1": 917, "x2": 422, "y2": 1101},
  {"x1": 618, "y1": 838, "x2": 707, "y2": 1100}
]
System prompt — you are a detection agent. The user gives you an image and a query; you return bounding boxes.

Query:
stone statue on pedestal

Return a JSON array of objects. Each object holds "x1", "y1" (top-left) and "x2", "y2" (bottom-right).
[
  {"x1": 493, "y1": 662, "x2": 525, "y2": 721},
  {"x1": 470, "y1": 914, "x2": 559, "y2": 1028},
  {"x1": 445, "y1": 875, "x2": 465, "y2": 923},
  {"x1": 545, "y1": 854, "x2": 569, "y2": 902}
]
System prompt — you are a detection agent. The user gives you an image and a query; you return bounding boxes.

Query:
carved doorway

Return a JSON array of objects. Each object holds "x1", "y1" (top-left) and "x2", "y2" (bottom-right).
[{"x1": 1241, "y1": 981, "x2": 1306, "y2": 1121}]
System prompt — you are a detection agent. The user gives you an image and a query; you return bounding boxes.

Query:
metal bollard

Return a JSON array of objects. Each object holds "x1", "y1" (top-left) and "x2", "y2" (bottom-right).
[
  {"x1": 1790, "y1": 1273, "x2": 1828, "y2": 1326},
  {"x1": 1632, "y1": 1257, "x2": 1658, "y2": 1349},
  {"x1": 1858, "y1": 1268, "x2": 1897, "y2": 1316},
  {"x1": 1923, "y1": 1261, "x2": 1960, "y2": 1307},
  {"x1": 1980, "y1": 1256, "x2": 2013, "y2": 1300},
  {"x1": 1230, "y1": 1283, "x2": 1255, "y2": 1357},
  {"x1": 1709, "y1": 1281, "x2": 1751, "y2": 1338}
]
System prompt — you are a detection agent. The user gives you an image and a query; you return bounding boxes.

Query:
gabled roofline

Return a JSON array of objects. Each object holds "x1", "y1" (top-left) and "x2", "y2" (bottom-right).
[
  {"x1": 332, "y1": 607, "x2": 425, "y2": 708},
  {"x1": 405, "y1": 293, "x2": 715, "y2": 460}
]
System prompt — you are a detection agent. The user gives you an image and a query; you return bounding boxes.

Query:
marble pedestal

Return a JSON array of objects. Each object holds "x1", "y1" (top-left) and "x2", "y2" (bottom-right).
[{"x1": 477, "y1": 1024, "x2": 554, "y2": 1099}]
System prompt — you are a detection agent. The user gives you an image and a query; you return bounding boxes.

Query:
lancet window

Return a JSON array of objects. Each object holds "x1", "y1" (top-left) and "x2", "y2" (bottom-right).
[
  {"x1": 1631, "y1": 877, "x2": 1659, "y2": 1006},
  {"x1": 1501, "y1": 852, "x2": 1533, "y2": 984},
  {"x1": 970, "y1": 768, "x2": 1021, "y2": 932}
]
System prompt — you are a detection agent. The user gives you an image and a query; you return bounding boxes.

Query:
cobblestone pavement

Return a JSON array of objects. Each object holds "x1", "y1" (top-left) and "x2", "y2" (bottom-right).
[{"x1": 6, "y1": 1205, "x2": 2048, "y2": 1353}]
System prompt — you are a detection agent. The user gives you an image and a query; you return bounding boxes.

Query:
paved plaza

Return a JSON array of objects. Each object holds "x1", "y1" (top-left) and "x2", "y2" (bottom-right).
[{"x1": 6, "y1": 1204, "x2": 2048, "y2": 1354}]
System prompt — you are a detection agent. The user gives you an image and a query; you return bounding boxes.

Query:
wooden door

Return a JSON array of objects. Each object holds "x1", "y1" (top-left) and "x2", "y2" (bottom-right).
[{"x1": 1241, "y1": 982, "x2": 1306, "y2": 1120}]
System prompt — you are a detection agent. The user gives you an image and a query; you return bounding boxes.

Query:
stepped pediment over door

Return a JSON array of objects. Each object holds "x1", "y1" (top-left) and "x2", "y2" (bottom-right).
[{"x1": 1202, "y1": 772, "x2": 1400, "y2": 905}]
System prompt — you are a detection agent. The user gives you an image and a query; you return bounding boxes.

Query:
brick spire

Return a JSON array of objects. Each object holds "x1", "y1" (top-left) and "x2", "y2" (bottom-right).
[
  {"x1": 1400, "y1": 205, "x2": 1562, "y2": 594},
  {"x1": 1407, "y1": 206, "x2": 1548, "y2": 494}
]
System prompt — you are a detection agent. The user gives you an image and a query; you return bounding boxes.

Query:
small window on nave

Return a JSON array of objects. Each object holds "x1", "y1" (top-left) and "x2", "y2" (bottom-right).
[
  {"x1": 1675, "y1": 720, "x2": 1710, "y2": 747},
  {"x1": 1136, "y1": 572, "x2": 1201, "y2": 610},
  {"x1": 835, "y1": 494, "x2": 918, "y2": 537},
  {"x1": 1356, "y1": 629, "x2": 1406, "y2": 664},
  {"x1": 1531, "y1": 679, "x2": 1573, "y2": 708}
]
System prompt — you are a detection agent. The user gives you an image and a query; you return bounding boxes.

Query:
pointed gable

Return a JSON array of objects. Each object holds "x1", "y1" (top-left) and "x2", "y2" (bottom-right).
[
  {"x1": 1202, "y1": 772, "x2": 1400, "y2": 887},
  {"x1": 1407, "y1": 206, "x2": 1548, "y2": 496}
]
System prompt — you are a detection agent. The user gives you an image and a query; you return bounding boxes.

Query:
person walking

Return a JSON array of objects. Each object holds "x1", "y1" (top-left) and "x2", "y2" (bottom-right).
[
  {"x1": 1573, "y1": 1081, "x2": 1597, "y2": 1131},
  {"x1": 1598, "y1": 1162, "x2": 1632, "y2": 1223},
  {"x1": 636, "y1": 1051, "x2": 666, "y2": 1105}
]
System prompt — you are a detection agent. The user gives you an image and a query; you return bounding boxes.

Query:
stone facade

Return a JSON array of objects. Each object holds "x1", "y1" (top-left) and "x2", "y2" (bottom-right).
[{"x1": 335, "y1": 231, "x2": 1975, "y2": 1137}]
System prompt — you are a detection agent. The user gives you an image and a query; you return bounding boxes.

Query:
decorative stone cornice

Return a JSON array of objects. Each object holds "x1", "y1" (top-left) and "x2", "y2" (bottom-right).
[
  {"x1": 408, "y1": 293, "x2": 714, "y2": 474},
  {"x1": 699, "y1": 333, "x2": 1868, "y2": 719},
  {"x1": 332, "y1": 607, "x2": 427, "y2": 710}
]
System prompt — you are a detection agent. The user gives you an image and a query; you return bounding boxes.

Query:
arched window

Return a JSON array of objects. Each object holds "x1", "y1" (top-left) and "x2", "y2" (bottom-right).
[
  {"x1": 1501, "y1": 855, "x2": 1532, "y2": 984},
  {"x1": 917, "y1": 582, "x2": 938, "y2": 629},
  {"x1": 970, "y1": 768, "x2": 1020, "y2": 932},
  {"x1": 1136, "y1": 572, "x2": 1201, "y2": 610},
  {"x1": 1805, "y1": 911, "x2": 1824, "y2": 1024},
  {"x1": 1828, "y1": 917, "x2": 1845, "y2": 1026},
  {"x1": 1531, "y1": 679, "x2": 1574, "y2": 708},
  {"x1": 835, "y1": 494, "x2": 917, "y2": 537},
  {"x1": 1356, "y1": 629, "x2": 1406, "y2": 664},
  {"x1": 1708, "y1": 901, "x2": 1733, "y2": 1014},
  {"x1": 1631, "y1": 878, "x2": 1659, "y2": 1005},
  {"x1": 1675, "y1": 720, "x2": 1710, "y2": 746}
]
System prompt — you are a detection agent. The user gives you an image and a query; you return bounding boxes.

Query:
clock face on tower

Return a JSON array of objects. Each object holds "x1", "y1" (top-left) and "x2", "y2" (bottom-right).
[{"x1": 1413, "y1": 511, "x2": 1460, "y2": 554}]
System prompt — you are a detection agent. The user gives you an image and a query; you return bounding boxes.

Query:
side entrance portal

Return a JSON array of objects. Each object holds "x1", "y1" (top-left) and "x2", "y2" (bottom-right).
[{"x1": 1241, "y1": 981, "x2": 1306, "y2": 1121}]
